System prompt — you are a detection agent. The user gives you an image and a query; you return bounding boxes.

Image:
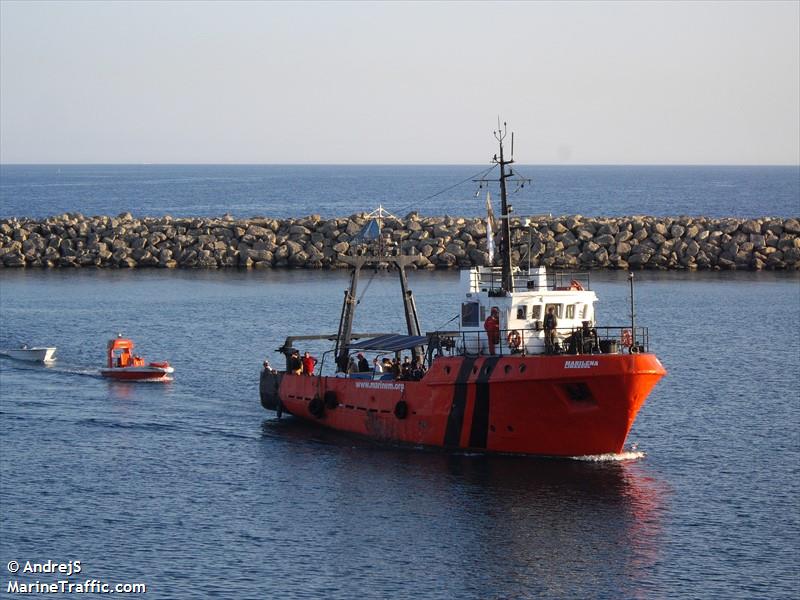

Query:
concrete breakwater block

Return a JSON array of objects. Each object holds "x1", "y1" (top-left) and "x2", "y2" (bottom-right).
[{"x1": 1, "y1": 213, "x2": 798, "y2": 271}]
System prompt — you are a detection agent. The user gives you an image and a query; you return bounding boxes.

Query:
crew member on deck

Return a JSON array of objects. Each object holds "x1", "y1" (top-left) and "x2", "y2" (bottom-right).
[
  {"x1": 484, "y1": 307, "x2": 500, "y2": 355},
  {"x1": 401, "y1": 356, "x2": 412, "y2": 380},
  {"x1": 580, "y1": 320, "x2": 598, "y2": 353},
  {"x1": 302, "y1": 351, "x2": 318, "y2": 376},
  {"x1": 357, "y1": 353, "x2": 370, "y2": 372},
  {"x1": 410, "y1": 358, "x2": 425, "y2": 381},
  {"x1": 288, "y1": 350, "x2": 303, "y2": 375},
  {"x1": 544, "y1": 307, "x2": 559, "y2": 353}
]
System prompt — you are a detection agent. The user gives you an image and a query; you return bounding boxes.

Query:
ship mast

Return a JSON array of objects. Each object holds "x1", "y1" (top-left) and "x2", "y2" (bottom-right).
[{"x1": 495, "y1": 124, "x2": 515, "y2": 293}]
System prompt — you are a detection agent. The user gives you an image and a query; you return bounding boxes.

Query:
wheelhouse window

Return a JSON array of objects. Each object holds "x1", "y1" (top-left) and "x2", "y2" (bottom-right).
[
  {"x1": 545, "y1": 303, "x2": 563, "y2": 318},
  {"x1": 516, "y1": 305, "x2": 528, "y2": 320},
  {"x1": 566, "y1": 304, "x2": 576, "y2": 319},
  {"x1": 461, "y1": 302, "x2": 480, "y2": 327},
  {"x1": 531, "y1": 304, "x2": 542, "y2": 320}
]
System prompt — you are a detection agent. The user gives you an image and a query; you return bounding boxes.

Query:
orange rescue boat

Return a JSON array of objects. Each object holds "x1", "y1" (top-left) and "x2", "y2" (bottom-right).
[{"x1": 100, "y1": 335, "x2": 174, "y2": 381}]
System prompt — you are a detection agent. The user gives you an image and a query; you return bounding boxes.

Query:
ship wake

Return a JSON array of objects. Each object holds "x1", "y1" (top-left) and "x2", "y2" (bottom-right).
[{"x1": 571, "y1": 449, "x2": 646, "y2": 462}]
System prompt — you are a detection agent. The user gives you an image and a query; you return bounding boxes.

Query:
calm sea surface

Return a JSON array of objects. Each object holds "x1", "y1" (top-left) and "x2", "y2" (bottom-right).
[
  {"x1": 1, "y1": 269, "x2": 798, "y2": 598},
  {"x1": 1, "y1": 165, "x2": 799, "y2": 597},
  {"x1": 1, "y1": 164, "x2": 799, "y2": 219}
]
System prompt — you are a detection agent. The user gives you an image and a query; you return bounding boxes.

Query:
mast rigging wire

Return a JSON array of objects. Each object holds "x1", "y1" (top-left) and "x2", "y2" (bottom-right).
[
  {"x1": 433, "y1": 313, "x2": 460, "y2": 331},
  {"x1": 356, "y1": 269, "x2": 378, "y2": 304},
  {"x1": 392, "y1": 163, "x2": 498, "y2": 216}
]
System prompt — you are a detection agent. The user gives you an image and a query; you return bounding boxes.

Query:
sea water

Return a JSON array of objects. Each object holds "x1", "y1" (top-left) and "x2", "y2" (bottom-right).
[
  {"x1": 1, "y1": 268, "x2": 798, "y2": 598},
  {"x1": 1, "y1": 164, "x2": 799, "y2": 219}
]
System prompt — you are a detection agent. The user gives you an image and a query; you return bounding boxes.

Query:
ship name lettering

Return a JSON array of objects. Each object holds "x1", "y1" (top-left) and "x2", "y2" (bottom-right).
[{"x1": 564, "y1": 360, "x2": 599, "y2": 369}]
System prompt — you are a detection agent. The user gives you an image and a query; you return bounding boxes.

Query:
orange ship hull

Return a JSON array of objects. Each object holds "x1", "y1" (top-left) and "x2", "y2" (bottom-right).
[{"x1": 266, "y1": 353, "x2": 666, "y2": 457}]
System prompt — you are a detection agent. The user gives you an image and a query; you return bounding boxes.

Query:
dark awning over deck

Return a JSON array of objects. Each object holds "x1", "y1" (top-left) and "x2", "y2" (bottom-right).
[{"x1": 349, "y1": 334, "x2": 429, "y2": 352}]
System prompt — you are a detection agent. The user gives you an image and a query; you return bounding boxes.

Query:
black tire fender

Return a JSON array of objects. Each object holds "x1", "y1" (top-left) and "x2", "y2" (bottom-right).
[
  {"x1": 394, "y1": 400, "x2": 408, "y2": 420},
  {"x1": 308, "y1": 396, "x2": 324, "y2": 418},
  {"x1": 323, "y1": 390, "x2": 338, "y2": 409}
]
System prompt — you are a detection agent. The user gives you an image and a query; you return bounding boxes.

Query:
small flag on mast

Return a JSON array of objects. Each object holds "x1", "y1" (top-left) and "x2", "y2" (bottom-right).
[{"x1": 486, "y1": 191, "x2": 496, "y2": 264}]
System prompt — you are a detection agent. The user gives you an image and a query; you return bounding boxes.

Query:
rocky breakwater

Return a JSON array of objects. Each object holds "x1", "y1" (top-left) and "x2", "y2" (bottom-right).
[{"x1": 1, "y1": 212, "x2": 798, "y2": 271}]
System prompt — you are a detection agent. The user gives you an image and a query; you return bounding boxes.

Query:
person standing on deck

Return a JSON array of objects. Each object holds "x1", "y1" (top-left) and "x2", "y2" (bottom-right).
[
  {"x1": 302, "y1": 351, "x2": 317, "y2": 376},
  {"x1": 484, "y1": 307, "x2": 500, "y2": 355},
  {"x1": 544, "y1": 306, "x2": 559, "y2": 353},
  {"x1": 357, "y1": 353, "x2": 370, "y2": 372},
  {"x1": 401, "y1": 356, "x2": 412, "y2": 380},
  {"x1": 288, "y1": 350, "x2": 303, "y2": 375}
]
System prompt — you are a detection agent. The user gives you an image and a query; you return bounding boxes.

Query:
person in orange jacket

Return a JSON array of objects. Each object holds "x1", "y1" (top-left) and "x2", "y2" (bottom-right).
[{"x1": 484, "y1": 307, "x2": 500, "y2": 355}]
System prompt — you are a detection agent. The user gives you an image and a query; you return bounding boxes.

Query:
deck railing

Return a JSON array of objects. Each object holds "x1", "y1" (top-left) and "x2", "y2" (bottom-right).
[
  {"x1": 468, "y1": 267, "x2": 592, "y2": 294},
  {"x1": 431, "y1": 325, "x2": 650, "y2": 357}
]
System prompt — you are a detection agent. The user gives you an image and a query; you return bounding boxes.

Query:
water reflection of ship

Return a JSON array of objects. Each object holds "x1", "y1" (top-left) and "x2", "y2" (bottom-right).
[
  {"x1": 445, "y1": 456, "x2": 666, "y2": 599},
  {"x1": 106, "y1": 380, "x2": 136, "y2": 400},
  {"x1": 261, "y1": 418, "x2": 665, "y2": 597}
]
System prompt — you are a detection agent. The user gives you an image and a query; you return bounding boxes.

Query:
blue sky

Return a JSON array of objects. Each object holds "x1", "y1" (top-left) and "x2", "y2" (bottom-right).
[{"x1": 1, "y1": 1, "x2": 798, "y2": 164}]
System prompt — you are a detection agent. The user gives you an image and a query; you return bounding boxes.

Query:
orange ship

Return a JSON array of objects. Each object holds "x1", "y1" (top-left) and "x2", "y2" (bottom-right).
[{"x1": 260, "y1": 125, "x2": 666, "y2": 457}]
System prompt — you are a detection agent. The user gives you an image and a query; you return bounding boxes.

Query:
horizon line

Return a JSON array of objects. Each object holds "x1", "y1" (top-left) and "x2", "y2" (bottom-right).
[{"x1": 2, "y1": 162, "x2": 799, "y2": 168}]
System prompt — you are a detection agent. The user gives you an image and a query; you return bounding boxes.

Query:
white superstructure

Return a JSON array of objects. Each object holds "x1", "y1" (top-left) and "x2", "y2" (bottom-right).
[{"x1": 458, "y1": 265, "x2": 598, "y2": 355}]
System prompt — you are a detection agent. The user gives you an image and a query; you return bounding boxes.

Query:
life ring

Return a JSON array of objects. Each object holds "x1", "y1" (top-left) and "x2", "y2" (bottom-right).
[
  {"x1": 570, "y1": 279, "x2": 584, "y2": 291},
  {"x1": 621, "y1": 329, "x2": 633, "y2": 347},
  {"x1": 507, "y1": 329, "x2": 522, "y2": 350}
]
